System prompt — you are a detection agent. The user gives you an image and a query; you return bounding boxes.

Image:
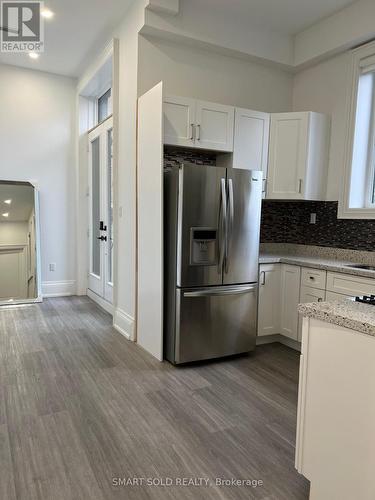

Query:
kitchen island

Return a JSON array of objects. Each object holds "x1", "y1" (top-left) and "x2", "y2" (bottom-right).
[{"x1": 296, "y1": 299, "x2": 375, "y2": 500}]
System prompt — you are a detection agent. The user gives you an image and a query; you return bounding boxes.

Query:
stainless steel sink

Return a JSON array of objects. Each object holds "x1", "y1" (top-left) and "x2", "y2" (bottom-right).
[{"x1": 344, "y1": 264, "x2": 375, "y2": 271}]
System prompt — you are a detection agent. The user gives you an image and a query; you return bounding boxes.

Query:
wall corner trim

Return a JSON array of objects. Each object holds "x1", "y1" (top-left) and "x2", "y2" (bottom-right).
[
  {"x1": 113, "y1": 307, "x2": 135, "y2": 341},
  {"x1": 42, "y1": 280, "x2": 76, "y2": 298}
]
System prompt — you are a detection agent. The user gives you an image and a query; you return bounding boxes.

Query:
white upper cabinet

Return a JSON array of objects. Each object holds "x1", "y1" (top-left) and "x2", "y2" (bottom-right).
[
  {"x1": 267, "y1": 112, "x2": 330, "y2": 200},
  {"x1": 232, "y1": 108, "x2": 270, "y2": 197},
  {"x1": 163, "y1": 96, "x2": 234, "y2": 152},
  {"x1": 164, "y1": 96, "x2": 196, "y2": 148},
  {"x1": 195, "y1": 100, "x2": 234, "y2": 152}
]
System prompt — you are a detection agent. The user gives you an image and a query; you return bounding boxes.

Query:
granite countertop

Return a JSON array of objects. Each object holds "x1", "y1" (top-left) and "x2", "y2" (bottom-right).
[
  {"x1": 298, "y1": 299, "x2": 375, "y2": 337},
  {"x1": 259, "y1": 253, "x2": 375, "y2": 279}
]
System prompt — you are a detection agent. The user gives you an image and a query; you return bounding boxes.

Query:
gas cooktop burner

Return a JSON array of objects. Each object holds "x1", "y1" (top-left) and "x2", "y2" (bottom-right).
[{"x1": 355, "y1": 295, "x2": 375, "y2": 305}]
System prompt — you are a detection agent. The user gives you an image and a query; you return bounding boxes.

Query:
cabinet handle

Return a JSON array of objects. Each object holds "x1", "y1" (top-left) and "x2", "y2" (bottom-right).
[
  {"x1": 262, "y1": 178, "x2": 267, "y2": 194},
  {"x1": 260, "y1": 271, "x2": 266, "y2": 286},
  {"x1": 190, "y1": 123, "x2": 194, "y2": 141},
  {"x1": 318, "y1": 298, "x2": 323, "y2": 302},
  {"x1": 196, "y1": 124, "x2": 201, "y2": 141},
  {"x1": 298, "y1": 178, "x2": 303, "y2": 194}
]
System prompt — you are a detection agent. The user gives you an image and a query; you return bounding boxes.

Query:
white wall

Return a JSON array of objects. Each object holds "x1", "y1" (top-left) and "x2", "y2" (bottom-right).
[
  {"x1": 0, "y1": 64, "x2": 76, "y2": 294},
  {"x1": 292, "y1": 52, "x2": 351, "y2": 201},
  {"x1": 138, "y1": 36, "x2": 293, "y2": 111},
  {"x1": 0, "y1": 222, "x2": 28, "y2": 245},
  {"x1": 294, "y1": 0, "x2": 375, "y2": 68},
  {"x1": 143, "y1": 0, "x2": 294, "y2": 67},
  {"x1": 110, "y1": 0, "x2": 148, "y2": 338}
]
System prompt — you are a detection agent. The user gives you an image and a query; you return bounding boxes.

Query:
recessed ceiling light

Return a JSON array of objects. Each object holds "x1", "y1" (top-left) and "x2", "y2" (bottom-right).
[
  {"x1": 2, "y1": 212, "x2": 9, "y2": 217},
  {"x1": 41, "y1": 8, "x2": 54, "y2": 19},
  {"x1": 4, "y1": 199, "x2": 11, "y2": 204},
  {"x1": 29, "y1": 52, "x2": 39, "y2": 60}
]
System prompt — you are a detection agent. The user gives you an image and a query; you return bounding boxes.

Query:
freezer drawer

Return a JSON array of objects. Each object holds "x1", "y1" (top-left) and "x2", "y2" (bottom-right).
[{"x1": 173, "y1": 284, "x2": 258, "y2": 364}]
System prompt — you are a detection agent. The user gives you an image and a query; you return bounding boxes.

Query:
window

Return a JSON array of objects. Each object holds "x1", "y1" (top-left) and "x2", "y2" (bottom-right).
[
  {"x1": 340, "y1": 41, "x2": 375, "y2": 218},
  {"x1": 97, "y1": 88, "x2": 112, "y2": 123}
]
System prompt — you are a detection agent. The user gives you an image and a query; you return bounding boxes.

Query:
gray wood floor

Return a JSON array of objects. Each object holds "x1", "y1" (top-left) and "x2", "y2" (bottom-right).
[{"x1": 0, "y1": 296, "x2": 309, "y2": 500}]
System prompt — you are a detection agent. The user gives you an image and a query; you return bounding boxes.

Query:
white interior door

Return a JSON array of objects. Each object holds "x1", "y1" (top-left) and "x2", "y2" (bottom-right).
[
  {"x1": 88, "y1": 117, "x2": 113, "y2": 303},
  {"x1": 0, "y1": 246, "x2": 27, "y2": 300}
]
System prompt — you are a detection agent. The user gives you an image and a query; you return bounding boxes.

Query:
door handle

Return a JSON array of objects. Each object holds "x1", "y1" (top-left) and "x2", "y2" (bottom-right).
[
  {"x1": 225, "y1": 178, "x2": 234, "y2": 273},
  {"x1": 190, "y1": 123, "x2": 194, "y2": 141},
  {"x1": 97, "y1": 235, "x2": 107, "y2": 241},
  {"x1": 196, "y1": 124, "x2": 201, "y2": 141},
  {"x1": 184, "y1": 285, "x2": 257, "y2": 297},
  {"x1": 218, "y1": 178, "x2": 227, "y2": 273},
  {"x1": 260, "y1": 271, "x2": 266, "y2": 285}
]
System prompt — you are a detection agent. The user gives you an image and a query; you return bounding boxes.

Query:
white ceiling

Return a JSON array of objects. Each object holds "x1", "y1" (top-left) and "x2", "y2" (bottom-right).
[
  {"x1": 0, "y1": 0, "x2": 358, "y2": 77},
  {"x1": 202, "y1": 0, "x2": 357, "y2": 35},
  {"x1": 0, "y1": 0, "x2": 133, "y2": 78},
  {"x1": 0, "y1": 184, "x2": 34, "y2": 222}
]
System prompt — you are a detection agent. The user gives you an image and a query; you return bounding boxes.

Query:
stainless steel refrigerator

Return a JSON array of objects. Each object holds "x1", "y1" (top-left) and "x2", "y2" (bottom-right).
[{"x1": 164, "y1": 162, "x2": 262, "y2": 364}]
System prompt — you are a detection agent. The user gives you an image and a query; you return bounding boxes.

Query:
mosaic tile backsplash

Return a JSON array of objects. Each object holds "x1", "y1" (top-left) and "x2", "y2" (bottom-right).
[
  {"x1": 164, "y1": 147, "x2": 216, "y2": 167},
  {"x1": 261, "y1": 201, "x2": 375, "y2": 252}
]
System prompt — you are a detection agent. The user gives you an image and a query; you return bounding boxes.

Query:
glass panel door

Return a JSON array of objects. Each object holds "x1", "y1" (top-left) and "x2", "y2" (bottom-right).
[
  {"x1": 87, "y1": 117, "x2": 114, "y2": 303},
  {"x1": 88, "y1": 132, "x2": 103, "y2": 297},
  {"x1": 104, "y1": 127, "x2": 114, "y2": 303},
  {"x1": 92, "y1": 137, "x2": 101, "y2": 277}
]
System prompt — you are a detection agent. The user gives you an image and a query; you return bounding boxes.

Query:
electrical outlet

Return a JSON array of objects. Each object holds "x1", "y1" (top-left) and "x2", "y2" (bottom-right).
[
  {"x1": 49, "y1": 263, "x2": 56, "y2": 272},
  {"x1": 310, "y1": 213, "x2": 317, "y2": 224}
]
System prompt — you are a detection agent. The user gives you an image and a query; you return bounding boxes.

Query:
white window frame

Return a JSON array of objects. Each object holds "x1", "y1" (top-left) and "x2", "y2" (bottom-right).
[
  {"x1": 339, "y1": 40, "x2": 375, "y2": 219},
  {"x1": 96, "y1": 85, "x2": 112, "y2": 125}
]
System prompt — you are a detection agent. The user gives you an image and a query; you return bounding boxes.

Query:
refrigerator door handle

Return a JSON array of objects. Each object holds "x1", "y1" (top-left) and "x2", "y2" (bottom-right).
[
  {"x1": 183, "y1": 284, "x2": 257, "y2": 298},
  {"x1": 218, "y1": 178, "x2": 227, "y2": 273},
  {"x1": 225, "y1": 178, "x2": 234, "y2": 273}
]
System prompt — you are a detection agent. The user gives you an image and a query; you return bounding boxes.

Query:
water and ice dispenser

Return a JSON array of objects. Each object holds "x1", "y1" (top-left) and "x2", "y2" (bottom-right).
[{"x1": 190, "y1": 227, "x2": 218, "y2": 266}]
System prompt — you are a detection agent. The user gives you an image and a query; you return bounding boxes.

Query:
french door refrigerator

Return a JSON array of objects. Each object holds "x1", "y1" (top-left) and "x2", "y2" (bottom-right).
[{"x1": 164, "y1": 162, "x2": 262, "y2": 364}]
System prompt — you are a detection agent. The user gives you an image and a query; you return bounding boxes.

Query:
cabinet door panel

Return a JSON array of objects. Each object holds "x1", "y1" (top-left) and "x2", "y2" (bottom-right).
[
  {"x1": 164, "y1": 96, "x2": 195, "y2": 147},
  {"x1": 195, "y1": 100, "x2": 234, "y2": 152},
  {"x1": 258, "y1": 264, "x2": 281, "y2": 336},
  {"x1": 298, "y1": 286, "x2": 326, "y2": 341},
  {"x1": 280, "y1": 264, "x2": 301, "y2": 340},
  {"x1": 267, "y1": 113, "x2": 309, "y2": 199},
  {"x1": 326, "y1": 272, "x2": 374, "y2": 297},
  {"x1": 233, "y1": 108, "x2": 270, "y2": 198}
]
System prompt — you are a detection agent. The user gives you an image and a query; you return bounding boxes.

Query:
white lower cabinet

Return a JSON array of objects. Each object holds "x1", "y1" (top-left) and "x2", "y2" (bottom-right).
[
  {"x1": 258, "y1": 264, "x2": 281, "y2": 336},
  {"x1": 280, "y1": 264, "x2": 301, "y2": 340},
  {"x1": 258, "y1": 263, "x2": 375, "y2": 345}
]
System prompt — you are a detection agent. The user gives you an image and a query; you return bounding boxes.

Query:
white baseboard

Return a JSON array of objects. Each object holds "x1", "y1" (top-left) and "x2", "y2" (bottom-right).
[
  {"x1": 87, "y1": 289, "x2": 114, "y2": 315},
  {"x1": 113, "y1": 307, "x2": 135, "y2": 341},
  {"x1": 256, "y1": 333, "x2": 301, "y2": 352},
  {"x1": 42, "y1": 280, "x2": 76, "y2": 298}
]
